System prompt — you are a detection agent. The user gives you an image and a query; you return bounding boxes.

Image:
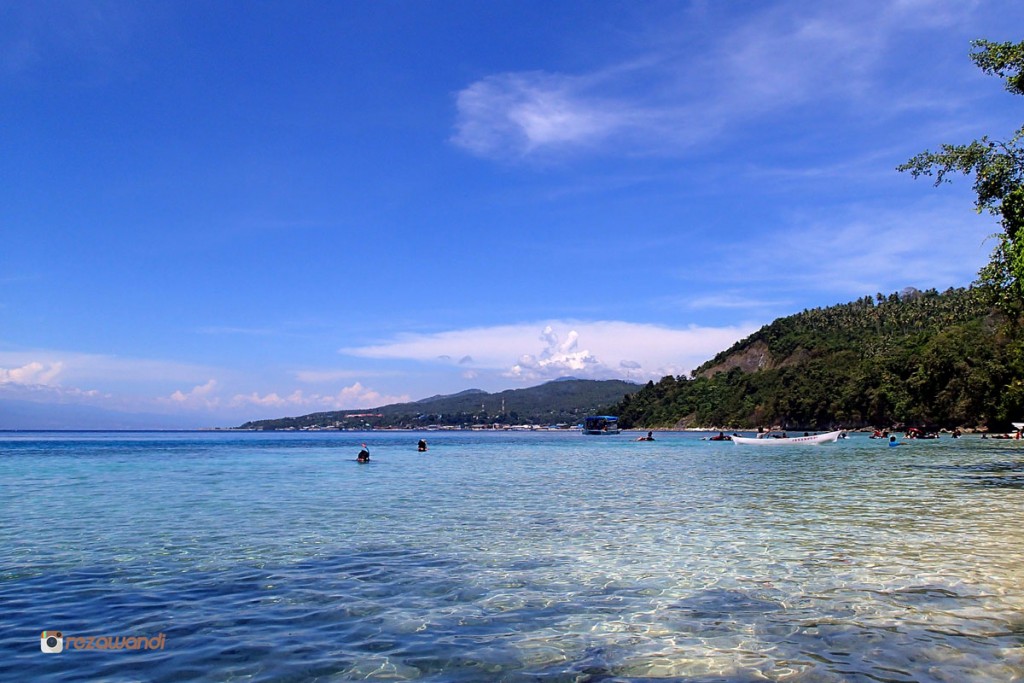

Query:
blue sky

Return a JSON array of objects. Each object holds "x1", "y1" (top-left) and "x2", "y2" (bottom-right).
[{"x1": 2, "y1": 0, "x2": 1022, "y2": 428}]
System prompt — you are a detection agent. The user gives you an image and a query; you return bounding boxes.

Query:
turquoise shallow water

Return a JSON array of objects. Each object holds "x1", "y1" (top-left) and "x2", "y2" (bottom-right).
[{"x1": 3, "y1": 430, "x2": 1024, "y2": 681}]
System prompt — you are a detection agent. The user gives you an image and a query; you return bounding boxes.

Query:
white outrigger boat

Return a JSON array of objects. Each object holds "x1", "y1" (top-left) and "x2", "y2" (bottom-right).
[{"x1": 732, "y1": 430, "x2": 843, "y2": 446}]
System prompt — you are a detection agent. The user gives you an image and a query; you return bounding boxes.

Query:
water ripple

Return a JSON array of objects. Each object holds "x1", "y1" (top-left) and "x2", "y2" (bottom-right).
[{"x1": 3, "y1": 431, "x2": 1024, "y2": 680}]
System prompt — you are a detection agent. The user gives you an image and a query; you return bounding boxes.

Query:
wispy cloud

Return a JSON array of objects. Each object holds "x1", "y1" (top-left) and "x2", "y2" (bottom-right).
[
  {"x1": 1, "y1": 1, "x2": 146, "y2": 81},
  {"x1": 228, "y1": 383, "x2": 410, "y2": 412},
  {"x1": 0, "y1": 380, "x2": 105, "y2": 404},
  {"x1": 452, "y1": 72, "x2": 632, "y2": 159},
  {"x1": 450, "y1": 67, "x2": 712, "y2": 161},
  {"x1": 0, "y1": 351, "x2": 224, "y2": 416},
  {"x1": 696, "y1": 195, "x2": 997, "y2": 297},
  {"x1": 0, "y1": 349, "x2": 215, "y2": 389},
  {"x1": 451, "y1": 1, "x2": 987, "y2": 162},
  {"x1": 0, "y1": 346, "x2": 412, "y2": 419},
  {"x1": 341, "y1": 320, "x2": 758, "y2": 383},
  {"x1": 684, "y1": 294, "x2": 792, "y2": 311},
  {"x1": 196, "y1": 326, "x2": 277, "y2": 336},
  {"x1": 293, "y1": 369, "x2": 403, "y2": 383}
]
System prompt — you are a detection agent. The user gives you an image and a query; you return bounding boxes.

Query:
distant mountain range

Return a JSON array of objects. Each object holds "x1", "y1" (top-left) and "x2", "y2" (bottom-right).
[
  {"x1": 237, "y1": 378, "x2": 640, "y2": 430},
  {"x1": 0, "y1": 397, "x2": 201, "y2": 431}
]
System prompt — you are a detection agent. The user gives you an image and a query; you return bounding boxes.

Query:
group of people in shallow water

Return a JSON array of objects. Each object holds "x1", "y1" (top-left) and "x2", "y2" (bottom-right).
[
  {"x1": 356, "y1": 439, "x2": 429, "y2": 463},
  {"x1": 982, "y1": 431, "x2": 1023, "y2": 440},
  {"x1": 354, "y1": 425, "x2": 1023, "y2": 459},
  {"x1": 884, "y1": 430, "x2": 950, "y2": 446},
  {"x1": 864, "y1": 427, "x2": 1024, "y2": 444},
  {"x1": 871, "y1": 426, "x2": 1024, "y2": 445},
  {"x1": 358, "y1": 432, "x2": 669, "y2": 459},
  {"x1": 704, "y1": 431, "x2": 737, "y2": 441}
]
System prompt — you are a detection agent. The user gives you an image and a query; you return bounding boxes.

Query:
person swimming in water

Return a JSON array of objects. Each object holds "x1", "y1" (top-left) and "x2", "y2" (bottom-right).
[
  {"x1": 418, "y1": 439, "x2": 428, "y2": 452},
  {"x1": 635, "y1": 431, "x2": 655, "y2": 441},
  {"x1": 357, "y1": 444, "x2": 370, "y2": 462}
]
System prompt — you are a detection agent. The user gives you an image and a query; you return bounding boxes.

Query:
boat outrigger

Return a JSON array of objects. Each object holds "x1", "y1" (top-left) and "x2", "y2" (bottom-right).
[
  {"x1": 582, "y1": 416, "x2": 621, "y2": 435},
  {"x1": 732, "y1": 430, "x2": 842, "y2": 446}
]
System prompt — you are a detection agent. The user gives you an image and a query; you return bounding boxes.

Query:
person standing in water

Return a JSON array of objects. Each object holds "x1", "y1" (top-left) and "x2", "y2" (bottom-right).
[{"x1": 357, "y1": 443, "x2": 370, "y2": 462}]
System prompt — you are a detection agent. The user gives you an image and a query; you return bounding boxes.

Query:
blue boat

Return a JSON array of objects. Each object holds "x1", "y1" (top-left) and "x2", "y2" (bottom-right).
[{"x1": 583, "y1": 415, "x2": 621, "y2": 435}]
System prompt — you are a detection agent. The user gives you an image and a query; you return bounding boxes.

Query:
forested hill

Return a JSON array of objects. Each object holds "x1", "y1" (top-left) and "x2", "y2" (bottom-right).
[
  {"x1": 615, "y1": 287, "x2": 1024, "y2": 431},
  {"x1": 238, "y1": 379, "x2": 639, "y2": 430}
]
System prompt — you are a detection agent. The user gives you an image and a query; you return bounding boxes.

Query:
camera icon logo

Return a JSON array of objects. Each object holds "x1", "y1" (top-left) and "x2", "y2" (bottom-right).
[{"x1": 41, "y1": 631, "x2": 63, "y2": 654}]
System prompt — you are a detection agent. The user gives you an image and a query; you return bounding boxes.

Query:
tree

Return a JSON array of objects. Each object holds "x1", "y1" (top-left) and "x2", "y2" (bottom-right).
[{"x1": 898, "y1": 39, "x2": 1024, "y2": 308}]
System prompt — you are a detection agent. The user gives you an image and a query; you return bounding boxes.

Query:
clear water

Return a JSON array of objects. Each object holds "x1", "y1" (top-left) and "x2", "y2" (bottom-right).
[{"x1": 3, "y1": 430, "x2": 1024, "y2": 682}]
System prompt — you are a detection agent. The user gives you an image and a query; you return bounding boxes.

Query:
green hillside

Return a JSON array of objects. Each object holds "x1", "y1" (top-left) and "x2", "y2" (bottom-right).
[
  {"x1": 614, "y1": 287, "x2": 1024, "y2": 431},
  {"x1": 238, "y1": 378, "x2": 639, "y2": 430}
]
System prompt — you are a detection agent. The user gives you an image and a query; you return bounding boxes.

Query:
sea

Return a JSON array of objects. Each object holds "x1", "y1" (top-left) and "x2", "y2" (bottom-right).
[{"x1": 3, "y1": 430, "x2": 1024, "y2": 682}]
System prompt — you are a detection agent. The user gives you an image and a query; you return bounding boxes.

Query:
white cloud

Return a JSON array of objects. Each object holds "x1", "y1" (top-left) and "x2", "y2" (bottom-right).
[
  {"x1": 509, "y1": 327, "x2": 600, "y2": 380},
  {"x1": 165, "y1": 379, "x2": 220, "y2": 409},
  {"x1": 230, "y1": 391, "x2": 293, "y2": 409},
  {"x1": 0, "y1": 360, "x2": 64, "y2": 385},
  {"x1": 0, "y1": 347, "x2": 414, "y2": 421},
  {"x1": 0, "y1": 359, "x2": 108, "y2": 404},
  {"x1": 229, "y1": 383, "x2": 409, "y2": 412},
  {"x1": 341, "y1": 320, "x2": 757, "y2": 383},
  {"x1": 0, "y1": 349, "x2": 232, "y2": 416}
]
